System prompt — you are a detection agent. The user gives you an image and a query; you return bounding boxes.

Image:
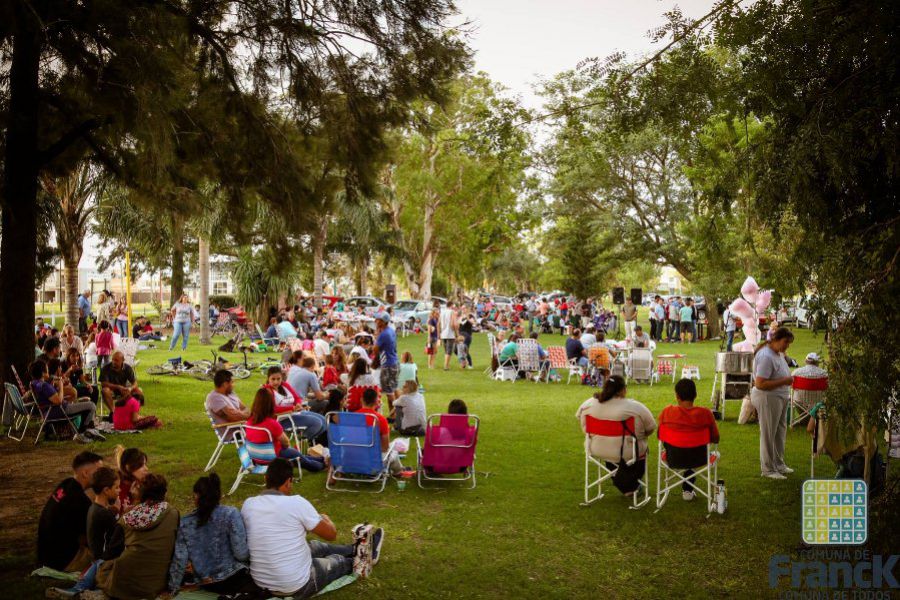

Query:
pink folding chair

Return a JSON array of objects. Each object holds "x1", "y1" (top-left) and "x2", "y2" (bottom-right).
[{"x1": 416, "y1": 414, "x2": 480, "y2": 489}]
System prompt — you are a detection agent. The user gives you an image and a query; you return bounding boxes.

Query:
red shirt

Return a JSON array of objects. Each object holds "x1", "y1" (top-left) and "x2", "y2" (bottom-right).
[
  {"x1": 113, "y1": 397, "x2": 140, "y2": 430},
  {"x1": 245, "y1": 417, "x2": 285, "y2": 457},
  {"x1": 322, "y1": 366, "x2": 340, "y2": 388},
  {"x1": 658, "y1": 404, "x2": 719, "y2": 442},
  {"x1": 356, "y1": 407, "x2": 389, "y2": 439},
  {"x1": 96, "y1": 331, "x2": 114, "y2": 355}
]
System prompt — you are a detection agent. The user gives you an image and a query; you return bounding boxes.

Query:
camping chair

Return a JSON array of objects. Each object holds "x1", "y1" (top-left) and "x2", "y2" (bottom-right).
[
  {"x1": 627, "y1": 348, "x2": 654, "y2": 385},
  {"x1": 517, "y1": 340, "x2": 541, "y2": 381},
  {"x1": 581, "y1": 415, "x2": 651, "y2": 509},
  {"x1": 227, "y1": 425, "x2": 303, "y2": 495},
  {"x1": 545, "y1": 346, "x2": 569, "y2": 383},
  {"x1": 566, "y1": 356, "x2": 587, "y2": 385},
  {"x1": 416, "y1": 414, "x2": 480, "y2": 489},
  {"x1": 4, "y1": 382, "x2": 37, "y2": 442},
  {"x1": 483, "y1": 334, "x2": 498, "y2": 376},
  {"x1": 656, "y1": 424, "x2": 719, "y2": 513},
  {"x1": 254, "y1": 324, "x2": 280, "y2": 350},
  {"x1": 588, "y1": 344, "x2": 612, "y2": 386},
  {"x1": 346, "y1": 385, "x2": 381, "y2": 412},
  {"x1": 790, "y1": 375, "x2": 828, "y2": 428},
  {"x1": 31, "y1": 384, "x2": 81, "y2": 445},
  {"x1": 204, "y1": 408, "x2": 244, "y2": 471},
  {"x1": 325, "y1": 411, "x2": 390, "y2": 493},
  {"x1": 117, "y1": 338, "x2": 140, "y2": 367}
]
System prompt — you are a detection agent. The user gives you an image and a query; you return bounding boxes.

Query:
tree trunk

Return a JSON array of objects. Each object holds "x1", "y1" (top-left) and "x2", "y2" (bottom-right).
[
  {"x1": 198, "y1": 236, "x2": 210, "y2": 344},
  {"x1": 64, "y1": 256, "x2": 81, "y2": 328},
  {"x1": 356, "y1": 256, "x2": 368, "y2": 296},
  {"x1": 313, "y1": 219, "x2": 327, "y2": 308},
  {"x1": 170, "y1": 214, "x2": 185, "y2": 302},
  {"x1": 0, "y1": 18, "x2": 41, "y2": 388}
]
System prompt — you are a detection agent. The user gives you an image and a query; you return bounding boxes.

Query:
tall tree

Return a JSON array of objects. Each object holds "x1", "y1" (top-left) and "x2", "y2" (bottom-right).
[{"x1": 40, "y1": 163, "x2": 103, "y2": 328}]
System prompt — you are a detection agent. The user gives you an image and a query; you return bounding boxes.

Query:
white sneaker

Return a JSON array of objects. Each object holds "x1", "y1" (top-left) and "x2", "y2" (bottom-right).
[
  {"x1": 763, "y1": 472, "x2": 787, "y2": 480},
  {"x1": 778, "y1": 466, "x2": 794, "y2": 474},
  {"x1": 73, "y1": 433, "x2": 91, "y2": 444},
  {"x1": 682, "y1": 491, "x2": 696, "y2": 501}
]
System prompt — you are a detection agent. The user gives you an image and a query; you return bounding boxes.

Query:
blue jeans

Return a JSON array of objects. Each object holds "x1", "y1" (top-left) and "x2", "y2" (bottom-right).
[
  {"x1": 577, "y1": 356, "x2": 589, "y2": 368},
  {"x1": 290, "y1": 540, "x2": 354, "y2": 598},
  {"x1": 279, "y1": 446, "x2": 327, "y2": 472},
  {"x1": 691, "y1": 321, "x2": 698, "y2": 343},
  {"x1": 726, "y1": 330, "x2": 734, "y2": 351},
  {"x1": 66, "y1": 559, "x2": 103, "y2": 593},
  {"x1": 279, "y1": 412, "x2": 326, "y2": 440},
  {"x1": 169, "y1": 321, "x2": 190, "y2": 350},
  {"x1": 115, "y1": 319, "x2": 129, "y2": 338}
]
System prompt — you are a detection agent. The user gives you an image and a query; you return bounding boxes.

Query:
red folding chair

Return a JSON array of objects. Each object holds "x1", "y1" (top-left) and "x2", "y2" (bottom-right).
[
  {"x1": 581, "y1": 415, "x2": 651, "y2": 509},
  {"x1": 790, "y1": 375, "x2": 828, "y2": 427},
  {"x1": 656, "y1": 424, "x2": 720, "y2": 513},
  {"x1": 416, "y1": 414, "x2": 480, "y2": 489}
]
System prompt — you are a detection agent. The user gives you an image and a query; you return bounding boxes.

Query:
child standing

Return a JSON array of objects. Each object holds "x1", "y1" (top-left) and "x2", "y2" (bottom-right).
[
  {"x1": 392, "y1": 380, "x2": 426, "y2": 436},
  {"x1": 455, "y1": 335, "x2": 468, "y2": 370},
  {"x1": 96, "y1": 321, "x2": 114, "y2": 368}
]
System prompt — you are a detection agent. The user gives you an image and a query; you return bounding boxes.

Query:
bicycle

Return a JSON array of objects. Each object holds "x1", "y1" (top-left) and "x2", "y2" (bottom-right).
[{"x1": 187, "y1": 351, "x2": 253, "y2": 381}]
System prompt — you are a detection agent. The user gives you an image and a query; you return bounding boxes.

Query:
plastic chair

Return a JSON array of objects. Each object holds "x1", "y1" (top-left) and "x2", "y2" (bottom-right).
[
  {"x1": 325, "y1": 411, "x2": 389, "y2": 493},
  {"x1": 581, "y1": 416, "x2": 651, "y2": 509},
  {"x1": 416, "y1": 414, "x2": 480, "y2": 489},
  {"x1": 655, "y1": 424, "x2": 719, "y2": 513},
  {"x1": 227, "y1": 425, "x2": 302, "y2": 495}
]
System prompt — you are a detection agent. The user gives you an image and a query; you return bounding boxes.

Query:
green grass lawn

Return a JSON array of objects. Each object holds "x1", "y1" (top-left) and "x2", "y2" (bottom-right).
[{"x1": 4, "y1": 318, "x2": 834, "y2": 599}]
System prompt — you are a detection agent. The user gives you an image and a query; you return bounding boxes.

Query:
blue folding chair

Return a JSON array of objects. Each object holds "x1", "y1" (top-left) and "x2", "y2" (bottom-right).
[
  {"x1": 325, "y1": 411, "x2": 390, "y2": 493},
  {"x1": 5, "y1": 382, "x2": 37, "y2": 442},
  {"x1": 227, "y1": 425, "x2": 302, "y2": 495}
]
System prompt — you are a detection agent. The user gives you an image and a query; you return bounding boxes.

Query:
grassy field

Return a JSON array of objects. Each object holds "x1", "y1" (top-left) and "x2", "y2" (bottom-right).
[{"x1": 2, "y1": 315, "x2": 834, "y2": 599}]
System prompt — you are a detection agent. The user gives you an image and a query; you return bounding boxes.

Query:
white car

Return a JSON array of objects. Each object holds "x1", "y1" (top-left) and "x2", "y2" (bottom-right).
[
  {"x1": 391, "y1": 299, "x2": 432, "y2": 326},
  {"x1": 343, "y1": 296, "x2": 388, "y2": 316}
]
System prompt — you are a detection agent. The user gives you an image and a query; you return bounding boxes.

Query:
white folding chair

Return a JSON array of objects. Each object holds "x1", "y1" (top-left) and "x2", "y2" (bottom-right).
[
  {"x1": 204, "y1": 408, "x2": 244, "y2": 471},
  {"x1": 581, "y1": 415, "x2": 651, "y2": 509},
  {"x1": 517, "y1": 339, "x2": 541, "y2": 381},
  {"x1": 655, "y1": 424, "x2": 720, "y2": 513}
]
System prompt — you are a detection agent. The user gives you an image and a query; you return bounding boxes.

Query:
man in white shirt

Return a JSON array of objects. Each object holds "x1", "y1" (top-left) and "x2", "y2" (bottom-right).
[
  {"x1": 313, "y1": 331, "x2": 331, "y2": 363},
  {"x1": 438, "y1": 301, "x2": 458, "y2": 370},
  {"x1": 241, "y1": 459, "x2": 384, "y2": 597},
  {"x1": 580, "y1": 325, "x2": 598, "y2": 348}
]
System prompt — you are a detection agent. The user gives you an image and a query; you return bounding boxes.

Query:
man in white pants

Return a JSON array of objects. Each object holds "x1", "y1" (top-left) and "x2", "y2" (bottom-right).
[{"x1": 621, "y1": 297, "x2": 638, "y2": 340}]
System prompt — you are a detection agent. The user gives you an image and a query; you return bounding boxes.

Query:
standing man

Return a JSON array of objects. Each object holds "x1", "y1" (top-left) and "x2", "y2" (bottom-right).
[
  {"x1": 653, "y1": 297, "x2": 666, "y2": 342},
  {"x1": 374, "y1": 312, "x2": 400, "y2": 410},
  {"x1": 648, "y1": 297, "x2": 659, "y2": 341},
  {"x1": 667, "y1": 297, "x2": 681, "y2": 342},
  {"x1": 679, "y1": 299, "x2": 694, "y2": 344},
  {"x1": 438, "y1": 301, "x2": 458, "y2": 371},
  {"x1": 690, "y1": 298, "x2": 700, "y2": 343},
  {"x1": 621, "y1": 297, "x2": 638, "y2": 340},
  {"x1": 77, "y1": 290, "x2": 92, "y2": 334},
  {"x1": 723, "y1": 304, "x2": 736, "y2": 351}
]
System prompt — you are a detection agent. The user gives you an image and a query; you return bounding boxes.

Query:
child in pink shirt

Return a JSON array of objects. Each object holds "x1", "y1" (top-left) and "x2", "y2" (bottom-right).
[
  {"x1": 95, "y1": 321, "x2": 114, "y2": 367},
  {"x1": 113, "y1": 396, "x2": 160, "y2": 430}
]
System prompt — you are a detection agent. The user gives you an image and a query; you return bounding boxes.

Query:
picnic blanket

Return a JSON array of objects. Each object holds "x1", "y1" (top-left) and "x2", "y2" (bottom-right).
[
  {"x1": 32, "y1": 567, "x2": 357, "y2": 597},
  {"x1": 96, "y1": 421, "x2": 142, "y2": 435}
]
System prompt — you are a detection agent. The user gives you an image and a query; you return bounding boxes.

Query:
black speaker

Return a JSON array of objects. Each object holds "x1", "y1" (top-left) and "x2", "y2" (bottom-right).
[
  {"x1": 612, "y1": 287, "x2": 625, "y2": 304},
  {"x1": 630, "y1": 288, "x2": 643, "y2": 305}
]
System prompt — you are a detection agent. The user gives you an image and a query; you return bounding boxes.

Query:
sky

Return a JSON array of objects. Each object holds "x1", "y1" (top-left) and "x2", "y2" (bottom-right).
[
  {"x1": 80, "y1": 0, "x2": 717, "y2": 270},
  {"x1": 454, "y1": 0, "x2": 717, "y2": 111}
]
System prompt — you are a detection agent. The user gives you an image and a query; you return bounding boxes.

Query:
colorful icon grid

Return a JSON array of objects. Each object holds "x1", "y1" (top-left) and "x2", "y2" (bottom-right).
[{"x1": 802, "y1": 479, "x2": 866, "y2": 545}]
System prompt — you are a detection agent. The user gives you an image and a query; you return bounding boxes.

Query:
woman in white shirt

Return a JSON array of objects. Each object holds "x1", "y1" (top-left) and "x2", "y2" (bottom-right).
[{"x1": 576, "y1": 375, "x2": 657, "y2": 495}]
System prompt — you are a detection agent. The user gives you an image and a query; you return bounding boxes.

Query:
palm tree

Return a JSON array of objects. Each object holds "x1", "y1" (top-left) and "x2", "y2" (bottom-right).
[{"x1": 41, "y1": 163, "x2": 105, "y2": 329}]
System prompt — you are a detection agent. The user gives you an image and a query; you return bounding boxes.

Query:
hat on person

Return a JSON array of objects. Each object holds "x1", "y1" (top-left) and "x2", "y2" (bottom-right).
[
  {"x1": 374, "y1": 311, "x2": 390, "y2": 323},
  {"x1": 806, "y1": 352, "x2": 821, "y2": 364}
]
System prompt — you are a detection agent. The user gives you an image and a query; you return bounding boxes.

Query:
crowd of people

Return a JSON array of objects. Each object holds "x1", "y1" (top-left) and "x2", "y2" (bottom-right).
[{"x1": 39, "y1": 449, "x2": 385, "y2": 599}]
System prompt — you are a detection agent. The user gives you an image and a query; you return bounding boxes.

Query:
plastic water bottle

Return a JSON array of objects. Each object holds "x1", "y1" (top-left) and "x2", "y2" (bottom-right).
[{"x1": 716, "y1": 480, "x2": 727, "y2": 514}]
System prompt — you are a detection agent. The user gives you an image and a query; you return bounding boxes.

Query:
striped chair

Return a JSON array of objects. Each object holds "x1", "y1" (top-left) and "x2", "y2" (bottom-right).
[{"x1": 227, "y1": 425, "x2": 303, "y2": 495}]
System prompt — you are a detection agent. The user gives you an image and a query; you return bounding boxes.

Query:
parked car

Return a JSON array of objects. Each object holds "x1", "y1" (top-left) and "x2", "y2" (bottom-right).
[
  {"x1": 391, "y1": 299, "x2": 432, "y2": 326},
  {"x1": 492, "y1": 295, "x2": 513, "y2": 310},
  {"x1": 343, "y1": 295, "x2": 388, "y2": 315}
]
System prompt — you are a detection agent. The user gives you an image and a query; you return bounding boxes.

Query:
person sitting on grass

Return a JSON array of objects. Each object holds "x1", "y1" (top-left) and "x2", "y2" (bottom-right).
[
  {"x1": 30, "y1": 359, "x2": 99, "y2": 443},
  {"x1": 37, "y1": 451, "x2": 104, "y2": 572},
  {"x1": 657, "y1": 379, "x2": 720, "y2": 502},
  {"x1": 168, "y1": 473, "x2": 260, "y2": 596},
  {"x1": 113, "y1": 390, "x2": 161, "y2": 431},
  {"x1": 93, "y1": 474, "x2": 179, "y2": 600},
  {"x1": 205, "y1": 370, "x2": 250, "y2": 440},
  {"x1": 392, "y1": 380, "x2": 426, "y2": 437},
  {"x1": 100, "y1": 351, "x2": 144, "y2": 414},
  {"x1": 241, "y1": 458, "x2": 384, "y2": 596},
  {"x1": 356, "y1": 388, "x2": 412, "y2": 476},
  {"x1": 397, "y1": 351, "x2": 419, "y2": 390},
  {"x1": 246, "y1": 388, "x2": 325, "y2": 472},
  {"x1": 46, "y1": 467, "x2": 125, "y2": 598},
  {"x1": 576, "y1": 375, "x2": 657, "y2": 497},
  {"x1": 264, "y1": 365, "x2": 326, "y2": 444},
  {"x1": 115, "y1": 446, "x2": 149, "y2": 514}
]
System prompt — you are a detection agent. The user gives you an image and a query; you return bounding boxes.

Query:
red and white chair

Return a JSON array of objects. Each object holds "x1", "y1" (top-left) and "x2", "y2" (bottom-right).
[
  {"x1": 656, "y1": 424, "x2": 720, "y2": 513},
  {"x1": 581, "y1": 415, "x2": 651, "y2": 509},
  {"x1": 790, "y1": 375, "x2": 828, "y2": 427}
]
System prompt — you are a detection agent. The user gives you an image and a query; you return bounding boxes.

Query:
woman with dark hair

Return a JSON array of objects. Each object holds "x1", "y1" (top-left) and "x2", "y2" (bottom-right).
[
  {"x1": 751, "y1": 326, "x2": 796, "y2": 479},
  {"x1": 168, "y1": 473, "x2": 259, "y2": 595},
  {"x1": 65, "y1": 347, "x2": 99, "y2": 404},
  {"x1": 115, "y1": 446, "x2": 149, "y2": 512},
  {"x1": 575, "y1": 375, "x2": 657, "y2": 495},
  {"x1": 245, "y1": 388, "x2": 326, "y2": 472},
  {"x1": 95, "y1": 474, "x2": 179, "y2": 600},
  {"x1": 348, "y1": 357, "x2": 376, "y2": 387},
  {"x1": 264, "y1": 365, "x2": 326, "y2": 443}
]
